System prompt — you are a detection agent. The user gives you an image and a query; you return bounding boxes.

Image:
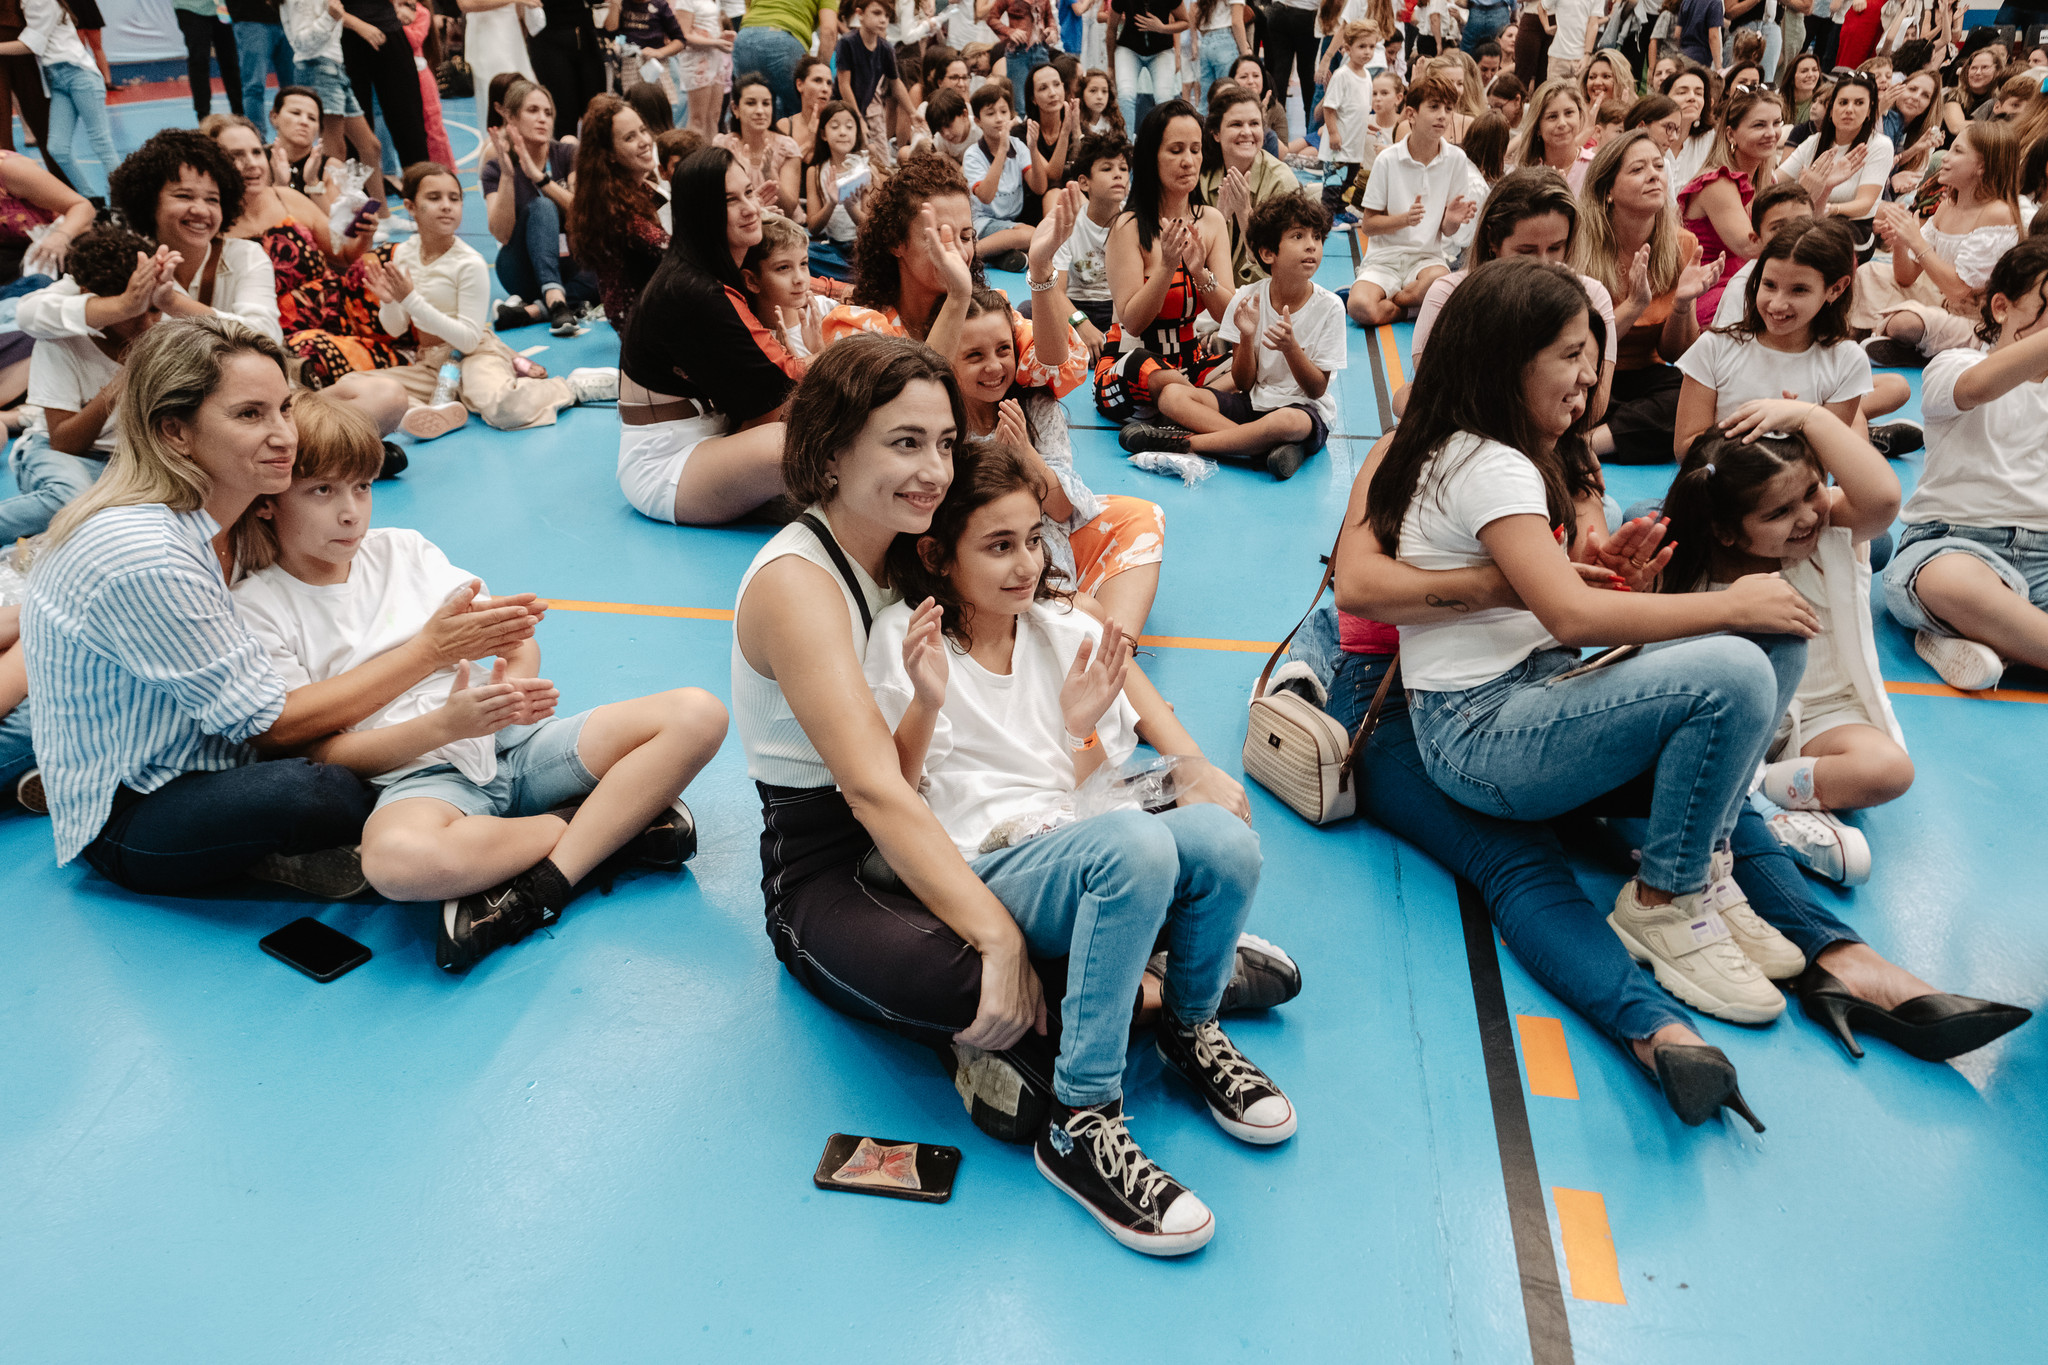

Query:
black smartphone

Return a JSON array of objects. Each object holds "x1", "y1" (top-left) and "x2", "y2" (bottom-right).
[
  {"x1": 260, "y1": 917, "x2": 372, "y2": 982},
  {"x1": 812, "y1": 1133, "x2": 961, "y2": 1203}
]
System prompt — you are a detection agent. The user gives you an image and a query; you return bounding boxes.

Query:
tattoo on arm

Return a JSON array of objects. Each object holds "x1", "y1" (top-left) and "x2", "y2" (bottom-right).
[{"x1": 1425, "y1": 594, "x2": 1470, "y2": 613}]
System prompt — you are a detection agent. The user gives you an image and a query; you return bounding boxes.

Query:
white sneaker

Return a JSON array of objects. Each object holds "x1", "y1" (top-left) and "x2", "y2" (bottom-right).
[
  {"x1": 399, "y1": 400, "x2": 468, "y2": 441},
  {"x1": 566, "y1": 366, "x2": 619, "y2": 404},
  {"x1": 1607, "y1": 879, "x2": 1785, "y2": 1023},
  {"x1": 1701, "y1": 846, "x2": 1806, "y2": 979},
  {"x1": 1767, "y1": 809, "x2": 1872, "y2": 886},
  {"x1": 1914, "y1": 630, "x2": 2002, "y2": 691}
]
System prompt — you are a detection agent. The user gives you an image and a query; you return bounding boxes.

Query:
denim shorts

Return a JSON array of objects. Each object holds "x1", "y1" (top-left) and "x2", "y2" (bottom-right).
[
  {"x1": 296, "y1": 56, "x2": 363, "y2": 120},
  {"x1": 1881, "y1": 522, "x2": 2048, "y2": 637},
  {"x1": 373, "y1": 709, "x2": 597, "y2": 817}
]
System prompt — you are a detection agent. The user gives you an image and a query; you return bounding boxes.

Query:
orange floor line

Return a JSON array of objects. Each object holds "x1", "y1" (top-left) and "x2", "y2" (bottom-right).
[
  {"x1": 1515, "y1": 1015, "x2": 1580, "y2": 1100},
  {"x1": 1552, "y1": 1188, "x2": 1628, "y2": 1304},
  {"x1": 1884, "y1": 679, "x2": 2048, "y2": 704},
  {"x1": 1377, "y1": 325, "x2": 1406, "y2": 396}
]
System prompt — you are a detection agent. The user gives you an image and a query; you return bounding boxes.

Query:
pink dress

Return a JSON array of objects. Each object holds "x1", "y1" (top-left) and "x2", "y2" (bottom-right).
[
  {"x1": 1679, "y1": 165, "x2": 1754, "y2": 327},
  {"x1": 404, "y1": 3, "x2": 455, "y2": 168}
]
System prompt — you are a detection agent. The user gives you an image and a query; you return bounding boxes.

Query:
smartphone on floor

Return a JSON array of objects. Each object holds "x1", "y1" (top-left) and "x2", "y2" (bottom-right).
[
  {"x1": 260, "y1": 917, "x2": 371, "y2": 982},
  {"x1": 813, "y1": 1133, "x2": 961, "y2": 1203}
]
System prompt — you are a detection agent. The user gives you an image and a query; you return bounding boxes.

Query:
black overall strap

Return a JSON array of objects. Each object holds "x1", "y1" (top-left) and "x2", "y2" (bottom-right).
[{"x1": 799, "y1": 513, "x2": 873, "y2": 637}]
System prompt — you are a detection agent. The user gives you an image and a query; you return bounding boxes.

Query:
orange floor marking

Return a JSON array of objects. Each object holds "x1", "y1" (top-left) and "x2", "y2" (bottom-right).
[
  {"x1": 1551, "y1": 1188, "x2": 1627, "y2": 1304},
  {"x1": 548, "y1": 599, "x2": 736, "y2": 622},
  {"x1": 1377, "y1": 325, "x2": 1407, "y2": 396},
  {"x1": 1515, "y1": 1015, "x2": 1579, "y2": 1100},
  {"x1": 1885, "y1": 679, "x2": 2048, "y2": 704}
]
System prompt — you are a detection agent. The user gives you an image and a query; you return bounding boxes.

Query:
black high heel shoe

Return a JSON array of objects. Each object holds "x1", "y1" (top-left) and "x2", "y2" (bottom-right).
[
  {"x1": 1651, "y1": 1043, "x2": 1765, "y2": 1133},
  {"x1": 1796, "y1": 963, "x2": 2033, "y2": 1062}
]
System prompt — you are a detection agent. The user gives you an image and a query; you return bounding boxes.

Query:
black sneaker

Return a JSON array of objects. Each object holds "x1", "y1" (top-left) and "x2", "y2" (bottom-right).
[
  {"x1": 1148, "y1": 932, "x2": 1303, "y2": 1014},
  {"x1": 1119, "y1": 421, "x2": 1192, "y2": 454},
  {"x1": 248, "y1": 846, "x2": 368, "y2": 899},
  {"x1": 548, "y1": 297, "x2": 582, "y2": 336},
  {"x1": 626, "y1": 797, "x2": 697, "y2": 870},
  {"x1": 938, "y1": 1041, "x2": 1053, "y2": 1145},
  {"x1": 1034, "y1": 1097, "x2": 1214, "y2": 1255},
  {"x1": 377, "y1": 441, "x2": 408, "y2": 480},
  {"x1": 1868, "y1": 420, "x2": 1924, "y2": 459},
  {"x1": 1265, "y1": 443, "x2": 1307, "y2": 480},
  {"x1": 14, "y1": 767, "x2": 45, "y2": 814},
  {"x1": 987, "y1": 248, "x2": 1030, "y2": 273},
  {"x1": 1155, "y1": 1015, "x2": 1297, "y2": 1144},
  {"x1": 438, "y1": 868, "x2": 559, "y2": 971},
  {"x1": 494, "y1": 300, "x2": 537, "y2": 331},
  {"x1": 1862, "y1": 335, "x2": 1924, "y2": 369}
]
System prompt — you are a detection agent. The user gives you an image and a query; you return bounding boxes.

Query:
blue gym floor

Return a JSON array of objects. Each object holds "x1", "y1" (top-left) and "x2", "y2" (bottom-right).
[{"x1": 3, "y1": 97, "x2": 2044, "y2": 1365}]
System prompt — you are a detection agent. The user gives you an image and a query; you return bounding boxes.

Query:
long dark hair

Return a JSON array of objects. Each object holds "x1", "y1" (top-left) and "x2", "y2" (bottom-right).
[
  {"x1": 1363, "y1": 259, "x2": 1593, "y2": 551},
  {"x1": 1723, "y1": 214, "x2": 1857, "y2": 346},
  {"x1": 1471, "y1": 167, "x2": 1580, "y2": 266},
  {"x1": 806, "y1": 99, "x2": 868, "y2": 166},
  {"x1": 1657, "y1": 432, "x2": 1822, "y2": 592},
  {"x1": 1976, "y1": 236, "x2": 2048, "y2": 344},
  {"x1": 567, "y1": 94, "x2": 662, "y2": 273},
  {"x1": 1814, "y1": 72, "x2": 1878, "y2": 154},
  {"x1": 1124, "y1": 99, "x2": 1203, "y2": 253},
  {"x1": 656, "y1": 147, "x2": 749, "y2": 295},
  {"x1": 885, "y1": 442, "x2": 1070, "y2": 650}
]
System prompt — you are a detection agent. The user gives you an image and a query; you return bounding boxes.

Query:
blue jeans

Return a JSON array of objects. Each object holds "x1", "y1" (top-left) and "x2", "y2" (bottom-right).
[
  {"x1": 0, "y1": 433, "x2": 105, "y2": 542},
  {"x1": 1736, "y1": 17, "x2": 1783, "y2": 82},
  {"x1": 1005, "y1": 43, "x2": 1050, "y2": 109},
  {"x1": 0, "y1": 700, "x2": 32, "y2": 799},
  {"x1": 733, "y1": 25, "x2": 807, "y2": 122},
  {"x1": 1882, "y1": 522, "x2": 2048, "y2": 637},
  {"x1": 1461, "y1": 0, "x2": 1511, "y2": 52},
  {"x1": 494, "y1": 195, "x2": 600, "y2": 307},
  {"x1": 43, "y1": 63, "x2": 117, "y2": 202},
  {"x1": 1407, "y1": 633, "x2": 1805, "y2": 895},
  {"x1": 1196, "y1": 31, "x2": 1240, "y2": 113},
  {"x1": 83, "y1": 759, "x2": 376, "y2": 895},
  {"x1": 972, "y1": 805, "x2": 1261, "y2": 1105},
  {"x1": 1114, "y1": 45, "x2": 1177, "y2": 133},
  {"x1": 233, "y1": 20, "x2": 298, "y2": 140}
]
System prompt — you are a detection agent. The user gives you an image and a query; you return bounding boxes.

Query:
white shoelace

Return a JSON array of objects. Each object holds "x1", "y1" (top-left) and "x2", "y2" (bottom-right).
[
  {"x1": 1067, "y1": 1108, "x2": 1172, "y2": 1211},
  {"x1": 1186, "y1": 1020, "x2": 1265, "y2": 1101}
]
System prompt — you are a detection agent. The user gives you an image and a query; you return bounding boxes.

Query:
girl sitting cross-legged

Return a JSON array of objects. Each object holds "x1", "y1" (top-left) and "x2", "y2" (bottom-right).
[
  {"x1": 229, "y1": 394, "x2": 729, "y2": 971},
  {"x1": 864, "y1": 442, "x2": 1294, "y2": 1256}
]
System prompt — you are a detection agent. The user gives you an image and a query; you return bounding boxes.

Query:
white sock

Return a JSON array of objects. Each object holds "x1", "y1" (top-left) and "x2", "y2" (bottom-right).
[{"x1": 1761, "y1": 759, "x2": 1823, "y2": 811}]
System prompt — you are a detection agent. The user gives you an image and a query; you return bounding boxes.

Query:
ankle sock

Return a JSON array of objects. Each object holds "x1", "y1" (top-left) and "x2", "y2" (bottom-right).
[{"x1": 1761, "y1": 759, "x2": 1823, "y2": 811}]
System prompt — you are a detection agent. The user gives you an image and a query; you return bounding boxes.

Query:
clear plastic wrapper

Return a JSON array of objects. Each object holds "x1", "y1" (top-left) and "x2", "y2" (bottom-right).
[
  {"x1": 975, "y1": 753, "x2": 1208, "y2": 852},
  {"x1": 325, "y1": 160, "x2": 376, "y2": 245},
  {"x1": 1127, "y1": 451, "x2": 1218, "y2": 486}
]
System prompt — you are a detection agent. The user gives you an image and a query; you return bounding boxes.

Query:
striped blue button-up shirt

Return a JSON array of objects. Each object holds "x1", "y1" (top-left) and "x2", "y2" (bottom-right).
[{"x1": 24, "y1": 504, "x2": 288, "y2": 865}]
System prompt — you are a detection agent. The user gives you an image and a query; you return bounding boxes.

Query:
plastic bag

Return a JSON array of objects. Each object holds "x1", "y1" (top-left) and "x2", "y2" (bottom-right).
[
  {"x1": 974, "y1": 753, "x2": 1208, "y2": 853},
  {"x1": 0, "y1": 544, "x2": 29, "y2": 607},
  {"x1": 21, "y1": 223, "x2": 62, "y2": 280},
  {"x1": 325, "y1": 159, "x2": 375, "y2": 245},
  {"x1": 1127, "y1": 450, "x2": 1218, "y2": 486}
]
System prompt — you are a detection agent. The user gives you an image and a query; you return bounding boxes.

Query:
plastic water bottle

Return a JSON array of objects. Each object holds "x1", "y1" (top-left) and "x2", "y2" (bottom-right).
[{"x1": 429, "y1": 354, "x2": 462, "y2": 406}]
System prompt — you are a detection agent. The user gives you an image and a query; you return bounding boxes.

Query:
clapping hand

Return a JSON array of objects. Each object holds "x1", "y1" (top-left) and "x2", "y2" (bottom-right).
[
  {"x1": 1441, "y1": 194, "x2": 1478, "y2": 234},
  {"x1": 901, "y1": 597, "x2": 950, "y2": 709},
  {"x1": 1260, "y1": 302, "x2": 1298, "y2": 354},
  {"x1": 361, "y1": 254, "x2": 415, "y2": 304},
  {"x1": 912, "y1": 201, "x2": 975, "y2": 296},
  {"x1": 438, "y1": 659, "x2": 525, "y2": 740},
  {"x1": 1059, "y1": 618, "x2": 1132, "y2": 744},
  {"x1": 1028, "y1": 179, "x2": 1084, "y2": 276},
  {"x1": 1231, "y1": 287, "x2": 1260, "y2": 338},
  {"x1": 1675, "y1": 250, "x2": 1724, "y2": 303},
  {"x1": 1579, "y1": 515, "x2": 1674, "y2": 591},
  {"x1": 995, "y1": 396, "x2": 1038, "y2": 459},
  {"x1": 779, "y1": 301, "x2": 824, "y2": 356},
  {"x1": 1400, "y1": 194, "x2": 1427, "y2": 228}
]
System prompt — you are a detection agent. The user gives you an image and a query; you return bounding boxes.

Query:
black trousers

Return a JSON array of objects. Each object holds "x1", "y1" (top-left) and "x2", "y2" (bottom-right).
[
  {"x1": 527, "y1": 25, "x2": 606, "y2": 138},
  {"x1": 1604, "y1": 363, "x2": 1685, "y2": 465},
  {"x1": 342, "y1": 25, "x2": 429, "y2": 166},
  {"x1": 1263, "y1": 5, "x2": 1317, "y2": 117},
  {"x1": 175, "y1": 9, "x2": 244, "y2": 121}
]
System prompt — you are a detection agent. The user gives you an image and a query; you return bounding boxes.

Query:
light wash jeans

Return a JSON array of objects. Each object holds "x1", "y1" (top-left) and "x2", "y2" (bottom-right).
[
  {"x1": 972, "y1": 804, "x2": 1261, "y2": 1106},
  {"x1": 0, "y1": 433, "x2": 105, "y2": 542},
  {"x1": 1406, "y1": 633, "x2": 1805, "y2": 895},
  {"x1": 1114, "y1": 45, "x2": 1178, "y2": 133},
  {"x1": 233, "y1": 20, "x2": 298, "y2": 141},
  {"x1": 1736, "y1": 17, "x2": 1783, "y2": 82},
  {"x1": 0, "y1": 701, "x2": 31, "y2": 799},
  {"x1": 43, "y1": 63, "x2": 117, "y2": 202},
  {"x1": 733, "y1": 25, "x2": 807, "y2": 122},
  {"x1": 1195, "y1": 30, "x2": 1240, "y2": 113},
  {"x1": 1005, "y1": 42, "x2": 1050, "y2": 110}
]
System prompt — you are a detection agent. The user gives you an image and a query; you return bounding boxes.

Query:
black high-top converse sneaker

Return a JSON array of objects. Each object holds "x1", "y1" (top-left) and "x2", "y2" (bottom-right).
[
  {"x1": 1034, "y1": 1097, "x2": 1214, "y2": 1256},
  {"x1": 1156, "y1": 1016, "x2": 1297, "y2": 1144}
]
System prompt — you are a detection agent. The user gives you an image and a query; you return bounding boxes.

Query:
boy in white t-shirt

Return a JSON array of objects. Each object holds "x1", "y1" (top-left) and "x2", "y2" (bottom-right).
[
  {"x1": 963, "y1": 83, "x2": 1046, "y2": 268},
  {"x1": 1881, "y1": 239, "x2": 2048, "y2": 694},
  {"x1": 228, "y1": 396, "x2": 729, "y2": 972},
  {"x1": 1122, "y1": 194, "x2": 1347, "y2": 481},
  {"x1": 1319, "y1": 22, "x2": 1380, "y2": 213},
  {"x1": 1346, "y1": 74, "x2": 1485, "y2": 327},
  {"x1": 1049, "y1": 130, "x2": 1131, "y2": 352},
  {"x1": 0, "y1": 228, "x2": 159, "y2": 543}
]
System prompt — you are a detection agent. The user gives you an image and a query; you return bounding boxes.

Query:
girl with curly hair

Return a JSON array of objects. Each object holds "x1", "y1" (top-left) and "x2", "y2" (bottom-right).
[{"x1": 567, "y1": 94, "x2": 670, "y2": 334}]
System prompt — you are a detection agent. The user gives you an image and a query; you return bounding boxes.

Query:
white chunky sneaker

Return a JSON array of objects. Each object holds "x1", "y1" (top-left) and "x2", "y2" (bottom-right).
[
  {"x1": 1914, "y1": 630, "x2": 2002, "y2": 691},
  {"x1": 1766, "y1": 809, "x2": 1872, "y2": 886},
  {"x1": 566, "y1": 366, "x2": 620, "y2": 404},
  {"x1": 1607, "y1": 879, "x2": 1785, "y2": 1023},
  {"x1": 1701, "y1": 846, "x2": 1806, "y2": 979},
  {"x1": 399, "y1": 400, "x2": 468, "y2": 441}
]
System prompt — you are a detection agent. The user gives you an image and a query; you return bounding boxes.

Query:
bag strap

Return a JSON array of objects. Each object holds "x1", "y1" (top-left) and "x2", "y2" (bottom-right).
[
  {"x1": 1253, "y1": 519, "x2": 1402, "y2": 770},
  {"x1": 799, "y1": 512, "x2": 873, "y2": 638},
  {"x1": 196, "y1": 238, "x2": 224, "y2": 308}
]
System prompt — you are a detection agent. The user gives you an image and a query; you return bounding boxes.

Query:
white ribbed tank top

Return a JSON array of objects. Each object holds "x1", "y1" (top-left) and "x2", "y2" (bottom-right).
[{"x1": 731, "y1": 510, "x2": 900, "y2": 788}]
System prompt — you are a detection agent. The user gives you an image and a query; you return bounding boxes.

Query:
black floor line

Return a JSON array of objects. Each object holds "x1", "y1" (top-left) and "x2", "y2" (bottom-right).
[{"x1": 1458, "y1": 880, "x2": 1575, "y2": 1365}]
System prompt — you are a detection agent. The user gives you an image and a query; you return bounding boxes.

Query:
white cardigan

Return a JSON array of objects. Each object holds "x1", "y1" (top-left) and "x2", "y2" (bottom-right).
[
  {"x1": 17, "y1": 238, "x2": 283, "y2": 345},
  {"x1": 1773, "y1": 526, "x2": 1907, "y2": 759}
]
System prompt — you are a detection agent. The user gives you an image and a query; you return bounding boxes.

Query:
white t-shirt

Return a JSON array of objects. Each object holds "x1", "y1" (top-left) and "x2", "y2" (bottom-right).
[
  {"x1": 1357, "y1": 136, "x2": 1488, "y2": 255},
  {"x1": 1776, "y1": 133, "x2": 1894, "y2": 218},
  {"x1": 1216, "y1": 277, "x2": 1348, "y2": 423},
  {"x1": 1053, "y1": 207, "x2": 1115, "y2": 303},
  {"x1": 1711, "y1": 258, "x2": 1754, "y2": 328},
  {"x1": 1413, "y1": 269, "x2": 1617, "y2": 372},
  {"x1": 1395, "y1": 432, "x2": 1565, "y2": 692},
  {"x1": 1549, "y1": 0, "x2": 1601, "y2": 62},
  {"x1": 1675, "y1": 331, "x2": 1873, "y2": 425},
  {"x1": 27, "y1": 334, "x2": 120, "y2": 454},
  {"x1": 1321, "y1": 63, "x2": 1375, "y2": 165},
  {"x1": 1903, "y1": 348, "x2": 2048, "y2": 532},
  {"x1": 863, "y1": 600, "x2": 1141, "y2": 859},
  {"x1": 231, "y1": 527, "x2": 495, "y2": 786},
  {"x1": 964, "y1": 135, "x2": 1029, "y2": 222}
]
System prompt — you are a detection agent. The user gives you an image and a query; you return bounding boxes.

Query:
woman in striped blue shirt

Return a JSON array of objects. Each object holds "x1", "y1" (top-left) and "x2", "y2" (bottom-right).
[{"x1": 22, "y1": 317, "x2": 539, "y2": 896}]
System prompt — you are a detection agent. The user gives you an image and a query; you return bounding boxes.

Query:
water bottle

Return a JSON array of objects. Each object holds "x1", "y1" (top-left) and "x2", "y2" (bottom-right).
[{"x1": 429, "y1": 354, "x2": 462, "y2": 406}]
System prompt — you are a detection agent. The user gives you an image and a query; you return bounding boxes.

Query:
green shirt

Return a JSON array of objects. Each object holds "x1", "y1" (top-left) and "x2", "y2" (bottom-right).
[{"x1": 742, "y1": 0, "x2": 839, "y2": 46}]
